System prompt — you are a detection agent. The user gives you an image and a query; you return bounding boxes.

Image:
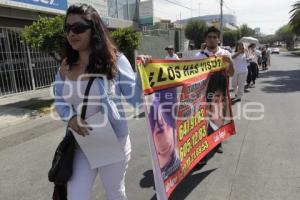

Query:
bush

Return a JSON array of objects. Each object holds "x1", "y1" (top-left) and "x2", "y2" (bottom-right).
[
  {"x1": 112, "y1": 27, "x2": 141, "y2": 68},
  {"x1": 111, "y1": 27, "x2": 141, "y2": 55},
  {"x1": 223, "y1": 29, "x2": 241, "y2": 47},
  {"x1": 21, "y1": 15, "x2": 65, "y2": 62},
  {"x1": 184, "y1": 20, "x2": 208, "y2": 49}
]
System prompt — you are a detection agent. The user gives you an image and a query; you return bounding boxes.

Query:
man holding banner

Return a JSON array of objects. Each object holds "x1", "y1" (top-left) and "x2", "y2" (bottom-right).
[
  {"x1": 137, "y1": 26, "x2": 235, "y2": 200},
  {"x1": 194, "y1": 26, "x2": 234, "y2": 154},
  {"x1": 195, "y1": 26, "x2": 234, "y2": 75}
]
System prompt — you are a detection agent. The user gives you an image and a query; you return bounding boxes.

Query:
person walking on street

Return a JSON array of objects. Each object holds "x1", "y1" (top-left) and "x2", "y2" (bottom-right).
[
  {"x1": 194, "y1": 26, "x2": 235, "y2": 153},
  {"x1": 266, "y1": 45, "x2": 271, "y2": 69},
  {"x1": 231, "y1": 42, "x2": 248, "y2": 102},
  {"x1": 255, "y1": 48, "x2": 261, "y2": 77},
  {"x1": 164, "y1": 45, "x2": 180, "y2": 60},
  {"x1": 246, "y1": 43, "x2": 258, "y2": 88},
  {"x1": 194, "y1": 27, "x2": 234, "y2": 77},
  {"x1": 261, "y1": 47, "x2": 268, "y2": 70},
  {"x1": 53, "y1": 4, "x2": 143, "y2": 200}
]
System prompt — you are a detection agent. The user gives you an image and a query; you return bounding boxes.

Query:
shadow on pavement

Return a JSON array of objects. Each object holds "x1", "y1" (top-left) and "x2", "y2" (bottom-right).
[
  {"x1": 140, "y1": 168, "x2": 217, "y2": 200},
  {"x1": 1, "y1": 97, "x2": 52, "y2": 109},
  {"x1": 140, "y1": 170, "x2": 155, "y2": 190},
  {"x1": 269, "y1": 51, "x2": 300, "y2": 58},
  {"x1": 259, "y1": 69, "x2": 300, "y2": 93},
  {"x1": 169, "y1": 168, "x2": 217, "y2": 200},
  {"x1": 280, "y1": 52, "x2": 300, "y2": 58},
  {"x1": 0, "y1": 98, "x2": 53, "y2": 117},
  {"x1": 134, "y1": 111, "x2": 145, "y2": 118}
]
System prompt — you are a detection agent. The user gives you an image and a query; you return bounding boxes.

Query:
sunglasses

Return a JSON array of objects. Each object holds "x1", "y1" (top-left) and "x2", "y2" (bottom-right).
[{"x1": 64, "y1": 22, "x2": 92, "y2": 34}]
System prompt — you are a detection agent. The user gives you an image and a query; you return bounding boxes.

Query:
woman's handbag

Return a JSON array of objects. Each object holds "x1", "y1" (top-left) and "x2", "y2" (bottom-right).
[
  {"x1": 48, "y1": 77, "x2": 95, "y2": 200},
  {"x1": 48, "y1": 129, "x2": 75, "y2": 184}
]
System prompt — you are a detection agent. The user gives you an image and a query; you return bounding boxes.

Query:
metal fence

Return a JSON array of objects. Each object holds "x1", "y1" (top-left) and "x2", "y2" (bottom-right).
[{"x1": 0, "y1": 27, "x2": 59, "y2": 96}]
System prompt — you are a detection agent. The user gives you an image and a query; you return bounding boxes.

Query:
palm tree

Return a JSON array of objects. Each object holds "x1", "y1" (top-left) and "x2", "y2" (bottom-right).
[{"x1": 289, "y1": 1, "x2": 300, "y2": 34}]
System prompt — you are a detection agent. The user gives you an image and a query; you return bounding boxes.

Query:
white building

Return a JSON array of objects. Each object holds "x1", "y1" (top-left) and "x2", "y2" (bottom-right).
[{"x1": 175, "y1": 14, "x2": 238, "y2": 30}]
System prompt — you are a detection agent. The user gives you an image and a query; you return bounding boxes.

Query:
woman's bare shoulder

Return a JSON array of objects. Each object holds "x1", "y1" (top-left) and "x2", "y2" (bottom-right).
[{"x1": 59, "y1": 58, "x2": 69, "y2": 80}]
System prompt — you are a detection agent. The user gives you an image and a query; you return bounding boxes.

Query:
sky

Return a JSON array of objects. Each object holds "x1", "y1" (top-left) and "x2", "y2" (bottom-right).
[{"x1": 148, "y1": 0, "x2": 297, "y2": 35}]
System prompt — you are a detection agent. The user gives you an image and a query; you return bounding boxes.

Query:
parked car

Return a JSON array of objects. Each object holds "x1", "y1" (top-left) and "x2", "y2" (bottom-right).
[{"x1": 271, "y1": 47, "x2": 280, "y2": 54}]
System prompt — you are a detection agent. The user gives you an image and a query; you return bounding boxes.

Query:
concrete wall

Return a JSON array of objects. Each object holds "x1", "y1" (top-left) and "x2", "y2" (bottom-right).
[{"x1": 137, "y1": 29, "x2": 177, "y2": 59}]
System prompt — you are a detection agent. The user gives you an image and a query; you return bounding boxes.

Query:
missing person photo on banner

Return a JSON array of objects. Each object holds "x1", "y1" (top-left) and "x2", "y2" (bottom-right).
[{"x1": 147, "y1": 88, "x2": 181, "y2": 181}]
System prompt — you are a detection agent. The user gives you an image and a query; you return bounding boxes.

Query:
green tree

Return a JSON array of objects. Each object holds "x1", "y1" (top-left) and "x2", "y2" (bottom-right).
[
  {"x1": 289, "y1": 1, "x2": 300, "y2": 34},
  {"x1": 184, "y1": 20, "x2": 208, "y2": 49},
  {"x1": 111, "y1": 27, "x2": 141, "y2": 56},
  {"x1": 21, "y1": 15, "x2": 65, "y2": 62},
  {"x1": 223, "y1": 29, "x2": 241, "y2": 47},
  {"x1": 111, "y1": 27, "x2": 141, "y2": 67},
  {"x1": 276, "y1": 24, "x2": 295, "y2": 50},
  {"x1": 239, "y1": 24, "x2": 255, "y2": 37},
  {"x1": 258, "y1": 35, "x2": 277, "y2": 46}
]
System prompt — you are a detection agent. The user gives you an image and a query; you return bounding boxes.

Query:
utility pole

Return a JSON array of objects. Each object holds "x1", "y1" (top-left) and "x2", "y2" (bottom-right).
[
  {"x1": 180, "y1": 11, "x2": 182, "y2": 22},
  {"x1": 116, "y1": 0, "x2": 119, "y2": 18},
  {"x1": 190, "y1": 0, "x2": 193, "y2": 18},
  {"x1": 220, "y1": 0, "x2": 223, "y2": 45}
]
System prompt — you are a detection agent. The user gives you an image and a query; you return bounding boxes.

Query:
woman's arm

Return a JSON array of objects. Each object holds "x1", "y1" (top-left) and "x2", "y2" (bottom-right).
[
  {"x1": 222, "y1": 51, "x2": 235, "y2": 77},
  {"x1": 232, "y1": 52, "x2": 239, "y2": 59},
  {"x1": 54, "y1": 63, "x2": 77, "y2": 122},
  {"x1": 117, "y1": 54, "x2": 144, "y2": 107}
]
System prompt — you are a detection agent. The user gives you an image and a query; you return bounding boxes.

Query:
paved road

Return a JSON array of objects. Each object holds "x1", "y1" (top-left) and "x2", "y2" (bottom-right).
[
  {"x1": 0, "y1": 88, "x2": 53, "y2": 129},
  {"x1": 0, "y1": 53, "x2": 300, "y2": 200}
]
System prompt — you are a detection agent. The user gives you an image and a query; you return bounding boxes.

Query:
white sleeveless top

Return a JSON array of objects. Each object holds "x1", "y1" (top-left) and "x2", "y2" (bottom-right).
[
  {"x1": 62, "y1": 76, "x2": 101, "y2": 118},
  {"x1": 62, "y1": 76, "x2": 131, "y2": 157}
]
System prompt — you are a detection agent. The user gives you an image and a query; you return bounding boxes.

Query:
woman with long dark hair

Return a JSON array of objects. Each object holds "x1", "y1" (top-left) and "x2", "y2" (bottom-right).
[{"x1": 53, "y1": 4, "x2": 143, "y2": 200}]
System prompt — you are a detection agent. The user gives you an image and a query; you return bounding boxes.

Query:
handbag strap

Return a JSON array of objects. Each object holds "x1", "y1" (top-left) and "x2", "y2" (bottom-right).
[{"x1": 80, "y1": 77, "x2": 96, "y2": 120}]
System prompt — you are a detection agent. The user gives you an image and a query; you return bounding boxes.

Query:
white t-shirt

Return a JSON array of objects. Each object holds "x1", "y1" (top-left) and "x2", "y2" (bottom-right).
[
  {"x1": 165, "y1": 54, "x2": 180, "y2": 60},
  {"x1": 256, "y1": 49, "x2": 261, "y2": 57},
  {"x1": 194, "y1": 47, "x2": 232, "y2": 59},
  {"x1": 247, "y1": 50, "x2": 257, "y2": 63},
  {"x1": 232, "y1": 53, "x2": 248, "y2": 73}
]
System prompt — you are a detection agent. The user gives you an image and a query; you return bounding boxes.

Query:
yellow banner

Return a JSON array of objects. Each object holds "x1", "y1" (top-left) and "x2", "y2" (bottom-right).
[{"x1": 137, "y1": 56, "x2": 226, "y2": 92}]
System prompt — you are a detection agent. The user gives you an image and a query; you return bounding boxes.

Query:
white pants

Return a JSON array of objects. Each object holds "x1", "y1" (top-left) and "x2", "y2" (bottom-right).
[
  {"x1": 67, "y1": 137, "x2": 131, "y2": 200},
  {"x1": 231, "y1": 71, "x2": 248, "y2": 99}
]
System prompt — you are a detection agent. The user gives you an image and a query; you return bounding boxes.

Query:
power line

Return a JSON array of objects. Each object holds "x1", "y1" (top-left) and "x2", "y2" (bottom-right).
[
  {"x1": 165, "y1": 0, "x2": 222, "y2": 15},
  {"x1": 155, "y1": 0, "x2": 232, "y2": 21},
  {"x1": 223, "y1": 0, "x2": 236, "y2": 14},
  {"x1": 160, "y1": 0, "x2": 194, "y2": 11}
]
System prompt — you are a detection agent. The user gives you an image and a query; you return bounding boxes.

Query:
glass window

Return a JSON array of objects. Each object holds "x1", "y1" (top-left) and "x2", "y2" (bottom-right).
[
  {"x1": 128, "y1": 0, "x2": 137, "y2": 20},
  {"x1": 108, "y1": 0, "x2": 137, "y2": 20},
  {"x1": 117, "y1": 0, "x2": 128, "y2": 20},
  {"x1": 108, "y1": 0, "x2": 118, "y2": 18}
]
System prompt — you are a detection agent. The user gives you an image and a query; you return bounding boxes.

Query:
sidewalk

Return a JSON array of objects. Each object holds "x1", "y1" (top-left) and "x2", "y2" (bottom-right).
[{"x1": 0, "y1": 88, "x2": 53, "y2": 129}]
